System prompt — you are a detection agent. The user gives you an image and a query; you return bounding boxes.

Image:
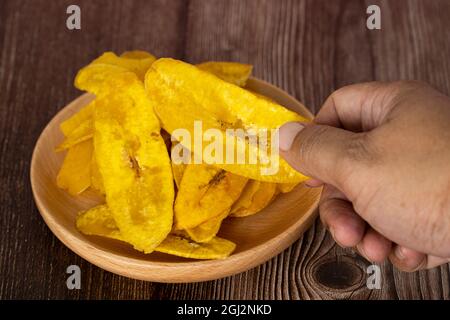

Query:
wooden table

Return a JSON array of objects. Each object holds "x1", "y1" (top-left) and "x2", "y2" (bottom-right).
[{"x1": 1, "y1": 0, "x2": 449, "y2": 300}]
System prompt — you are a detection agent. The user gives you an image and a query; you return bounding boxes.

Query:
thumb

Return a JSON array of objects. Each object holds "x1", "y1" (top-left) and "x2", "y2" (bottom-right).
[{"x1": 279, "y1": 122, "x2": 367, "y2": 189}]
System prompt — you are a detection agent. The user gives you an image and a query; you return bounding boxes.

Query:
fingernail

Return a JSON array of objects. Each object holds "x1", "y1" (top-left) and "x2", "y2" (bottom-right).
[
  {"x1": 356, "y1": 243, "x2": 372, "y2": 262},
  {"x1": 329, "y1": 227, "x2": 344, "y2": 248},
  {"x1": 279, "y1": 122, "x2": 304, "y2": 151},
  {"x1": 304, "y1": 178, "x2": 324, "y2": 188}
]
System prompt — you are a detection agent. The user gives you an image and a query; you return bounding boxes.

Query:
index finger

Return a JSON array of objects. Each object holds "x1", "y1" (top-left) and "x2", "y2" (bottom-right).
[{"x1": 315, "y1": 81, "x2": 400, "y2": 132}]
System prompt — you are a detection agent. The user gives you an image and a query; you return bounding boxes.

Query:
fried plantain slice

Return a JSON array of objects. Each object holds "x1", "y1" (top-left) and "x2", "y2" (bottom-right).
[
  {"x1": 231, "y1": 180, "x2": 261, "y2": 211},
  {"x1": 76, "y1": 206, "x2": 236, "y2": 259},
  {"x1": 60, "y1": 100, "x2": 95, "y2": 137},
  {"x1": 56, "y1": 139, "x2": 93, "y2": 195},
  {"x1": 244, "y1": 91, "x2": 302, "y2": 194},
  {"x1": 231, "y1": 181, "x2": 277, "y2": 217},
  {"x1": 75, "y1": 61, "x2": 174, "y2": 253},
  {"x1": 196, "y1": 61, "x2": 252, "y2": 87},
  {"x1": 120, "y1": 50, "x2": 156, "y2": 60},
  {"x1": 174, "y1": 164, "x2": 247, "y2": 229},
  {"x1": 76, "y1": 204, "x2": 122, "y2": 240},
  {"x1": 55, "y1": 118, "x2": 93, "y2": 151},
  {"x1": 171, "y1": 161, "x2": 185, "y2": 189},
  {"x1": 90, "y1": 153, "x2": 105, "y2": 194},
  {"x1": 61, "y1": 50, "x2": 155, "y2": 138},
  {"x1": 278, "y1": 182, "x2": 299, "y2": 193},
  {"x1": 157, "y1": 234, "x2": 236, "y2": 260},
  {"x1": 91, "y1": 51, "x2": 156, "y2": 81},
  {"x1": 145, "y1": 58, "x2": 309, "y2": 183},
  {"x1": 185, "y1": 209, "x2": 230, "y2": 243},
  {"x1": 170, "y1": 142, "x2": 187, "y2": 188},
  {"x1": 93, "y1": 94, "x2": 173, "y2": 253}
]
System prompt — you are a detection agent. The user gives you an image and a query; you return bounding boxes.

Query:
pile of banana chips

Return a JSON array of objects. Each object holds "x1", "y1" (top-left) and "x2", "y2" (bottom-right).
[{"x1": 56, "y1": 51, "x2": 309, "y2": 260}]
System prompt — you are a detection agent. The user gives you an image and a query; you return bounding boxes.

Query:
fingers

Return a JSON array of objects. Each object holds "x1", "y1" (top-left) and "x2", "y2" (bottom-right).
[
  {"x1": 315, "y1": 81, "x2": 406, "y2": 131},
  {"x1": 279, "y1": 122, "x2": 369, "y2": 191},
  {"x1": 319, "y1": 185, "x2": 366, "y2": 247},
  {"x1": 319, "y1": 185, "x2": 392, "y2": 262},
  {"x1": 304, "y1": 178, "x2": 324, "y2": 188},
  {"x1": 319, "y1": 185, "x2": 448, "y2": 268},
  {"x1": 389, "y1": 246, "x2": 449, "y2": 271},
  {"x1": 356, "y1": 228, "x2": 392, "y2": 263}
]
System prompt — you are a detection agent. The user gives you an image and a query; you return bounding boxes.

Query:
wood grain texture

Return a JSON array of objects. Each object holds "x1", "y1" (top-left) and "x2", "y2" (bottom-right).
[{"x1": 0, "y1": 0, "x2": 449, "y2": 299}]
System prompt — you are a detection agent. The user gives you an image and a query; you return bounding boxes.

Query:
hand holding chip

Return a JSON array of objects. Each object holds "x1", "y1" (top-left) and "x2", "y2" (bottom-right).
[{"x1": 279, "y1": 81, "x2": 450, "y2": 271}]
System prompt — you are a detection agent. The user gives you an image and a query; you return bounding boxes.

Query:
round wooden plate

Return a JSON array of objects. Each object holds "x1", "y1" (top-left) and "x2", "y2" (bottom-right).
[{"x1": 30, "y1": 77, "x2": 322, "y2": 283}]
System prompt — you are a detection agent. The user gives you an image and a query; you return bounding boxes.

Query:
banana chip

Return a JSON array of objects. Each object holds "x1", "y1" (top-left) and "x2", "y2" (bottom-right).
[
  {"x1": 186, "y1": 209, "x2": 229, "y2": 243},
  {"x1": 170, "y1": 142, "x2": 187, "y2": 188},
  {"x1": 121, "y1": 50, "x2": 156, "y2": 60},
  {"x1": 171, "y1": 161, "x2": 185, "y2": 189},
  {"x1": 61, "y1": 50, "x2": 156, "y2": 138},
  {"x1": 145, "y1": 58, "x2": 309, "y2": 183},
  {"x1": 90, "y1": 153, "x2": 105, "y2": 194},
  {"x1": 56, "y1": 139, "x2": 93, "y2": 195},
  {"x1": 76, "y1": 61, "x2": 174, "y2": 253},
  {"x1": 231, "y1": 181, "x2": 277, "y2": 217},
  {"x1": 94, "y1": 97, "x2": 173, "y2": 252},
  {"x1": 175, "y1": 164, "x2": 247, "y2": 229},
  {"x1": 60, "y1": 100, "x2": 95, "y2": 137},
  {"x1": 76, "y1": 205, "x2": 236, "y2": 259},
  {"x1": 91, "y1": 51, "x2": 156, "y2": 81},
  {"x1": 196, "y1": 61, "x2": 252, "y2": 87},
  {"x1": 278, "y1": 182, "x2": 298, "y2": 193},
  {"x1": 55, "y1": 118, "x2": 93, "y2": 151},
  {"x1": 76, "y1": 204, "x2": 122, "y2": 240},
  {"x1": 157, "y1": 234, "x2": 236, "y2": 260}
]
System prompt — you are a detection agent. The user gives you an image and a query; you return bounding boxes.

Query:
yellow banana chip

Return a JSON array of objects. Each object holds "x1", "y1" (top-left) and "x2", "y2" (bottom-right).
[
  {"x1": 94, "y1": 95, "x2": 173, "y2": 253},
  {"x1": 121, "y1": 50, "x2": 156, "y2": 60},
  {"x1": 231, "y1": 180, "x2": 261, "y2": 213},
  {"x1": 145, "y1": 58, "x2": 309, "y2": 183},
  {"x1": 91, "y1": 51, "x2": 156, "y2": 81},
  {"x1": 244, "y1": 91, "x2": 301, "y2": 193},
  {"x1": 170, "y1": 142, "x2": 187, "y2": 188},
  {"x1": 196, "y1": 61, "x2": 252, "y2": 87},
  {"x1": 60, "y1": 100, "x2": 95, "y2": 137},
  {"x1": 171, "y1": 161, "x2": 185, "y2": 189},
  {"x1": 90, "y1": 153, "x2": 105, "y2": 194},
  {"x1": 56, "y1": 139, "x2": 93, "y2": 195},
  {"x1": 76, "y1": 205, "x2": 236, "y2": 259},
  {"x1": 278, "y1": 182, "x2": 298, "y2": 193},
  {"x1": 157, "y1": 234, "x2": 236, "y2": 260},
  {"x1": 175, "y1": 164, "x2": 247, "y2": 229},
  {"x1": 61, "y1": 50, "x2": 155, "y2": 138},
  {"x1": 75, "y1": 63, "x2": 139, "y2": 97},
  {"x1": 55, "y1": 118, "x2": 93, "y2": 152},
  {"x1": 76, "y1": 204, "x2": 122, "y2": 240},
  {"x1": 231, "y1": 181, "x2": 277, "y2": 217},
  {"x1": 75, "y1": 61, "x2": 174, "y2": 253},
  {"x1": 186, "y1": 209, "x2": 229, "y2": 243},
  {"x1": 172, "y1": 61, "x2": 253, "y2": 234}
]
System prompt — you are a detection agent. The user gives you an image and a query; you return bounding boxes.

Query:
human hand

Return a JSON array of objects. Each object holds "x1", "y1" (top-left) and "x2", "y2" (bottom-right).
[{"x1": 279, "y1": 81, "x2": 450, "y2": 271}]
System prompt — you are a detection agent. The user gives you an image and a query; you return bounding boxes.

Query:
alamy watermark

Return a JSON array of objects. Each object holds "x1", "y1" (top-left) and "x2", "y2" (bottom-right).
[
  {"x1": 366, "y1": 5, "x2": 381, "y2": 30},
  {"x1": 66, "y1": 265, "x2": 81, "y2": 290},
  {"x1": 66, "y1": 5, "x2": 81, "y2": 30},
  {"x1": 171, "y1": 122, "x2": 281, "y2": 176},
  {"x1": 366, "y1": 264, "x2": 381, "y2": 289}
]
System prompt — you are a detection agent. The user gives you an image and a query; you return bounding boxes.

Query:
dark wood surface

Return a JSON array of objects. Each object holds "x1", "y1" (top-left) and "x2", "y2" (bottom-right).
[{"x1": 1, "y1": 0, "x2": 449, "y2": 300}]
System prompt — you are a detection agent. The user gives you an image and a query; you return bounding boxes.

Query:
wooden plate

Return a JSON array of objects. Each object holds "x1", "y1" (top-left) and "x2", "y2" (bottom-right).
[{"x1": 30, "y1": 77, "x2": 321, "y2": 283}]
